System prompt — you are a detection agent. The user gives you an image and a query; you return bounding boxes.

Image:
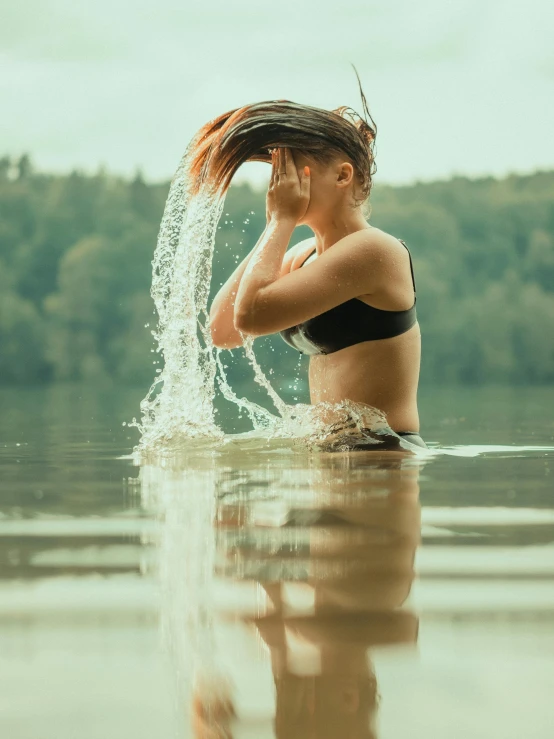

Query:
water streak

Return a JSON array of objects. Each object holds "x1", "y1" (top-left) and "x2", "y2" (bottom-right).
[{"x1": 130, "y1": 135, "x2": 228, "y2": 449}]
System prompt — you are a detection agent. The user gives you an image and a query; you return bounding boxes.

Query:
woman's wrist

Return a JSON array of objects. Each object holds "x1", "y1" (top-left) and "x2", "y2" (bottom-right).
[{"x1": 267, "y1": 214, "x2": 297, "y2": 231}]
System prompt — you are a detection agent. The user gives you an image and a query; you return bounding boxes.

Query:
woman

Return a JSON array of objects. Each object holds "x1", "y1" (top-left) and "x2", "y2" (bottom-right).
[{"x1": 202, "y1": 93, "x2": 426, "y2": 450}]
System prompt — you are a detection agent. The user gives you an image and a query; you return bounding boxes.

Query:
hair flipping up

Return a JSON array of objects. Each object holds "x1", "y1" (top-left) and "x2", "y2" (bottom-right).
[{"x1": 187, "y1": 64, "x2": 377, "y2": 210}]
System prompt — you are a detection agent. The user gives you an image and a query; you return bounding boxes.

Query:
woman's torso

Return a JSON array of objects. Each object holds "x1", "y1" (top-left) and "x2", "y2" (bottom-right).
[{"x1": 284, "y1": 229, "x2": 422, "y2": 433}]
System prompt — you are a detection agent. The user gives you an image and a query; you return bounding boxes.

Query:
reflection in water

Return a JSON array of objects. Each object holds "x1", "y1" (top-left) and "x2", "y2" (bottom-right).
[
  {"x1": 2, "y1": 385, "x2": 554, "y2": 737},
  {"x1": 139, "y1": 445, "x2": 425, "y2": 738}
]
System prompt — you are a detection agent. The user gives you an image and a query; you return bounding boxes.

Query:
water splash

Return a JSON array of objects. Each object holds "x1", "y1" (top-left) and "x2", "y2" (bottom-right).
[
  {"x1": 130, "y1": 135, "x2": 227, "y2": 449},
  {"x1": 131, "y1": 135, "x2": 400, "y2": 455}
]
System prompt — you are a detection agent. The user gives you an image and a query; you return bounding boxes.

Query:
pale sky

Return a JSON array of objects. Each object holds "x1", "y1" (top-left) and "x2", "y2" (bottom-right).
[{"x1": 2, "y1": 0, "x2": 553, "y2": 189}]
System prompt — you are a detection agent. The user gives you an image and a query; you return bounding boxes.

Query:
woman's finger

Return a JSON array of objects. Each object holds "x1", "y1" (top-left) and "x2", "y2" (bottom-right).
[
  {"x1": 278, "y1": 147, "x2": 285, "y2": 177},
  {"x1": 269, "y1": 149, "x2": 276, "y2": 188},
  {"x1": 301, "y1": 163, "x2": 310, "y2": 199},
  {"x1": 284, "y1": 147, "x2": 296, "y2": 177}
]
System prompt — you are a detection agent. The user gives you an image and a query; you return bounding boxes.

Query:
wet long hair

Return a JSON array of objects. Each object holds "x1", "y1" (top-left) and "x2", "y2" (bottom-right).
[{"x1": 188, "y1": 65, "x2": 378, "y2": 210}]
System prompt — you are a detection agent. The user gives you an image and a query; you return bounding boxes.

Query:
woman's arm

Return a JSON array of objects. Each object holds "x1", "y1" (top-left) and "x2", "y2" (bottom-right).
[
  {"x1": 233, "y1": 216, "x2": 296, "y2": 330},
  {"x1": 210, "y1": 147, "x2": 386, "y2": 344},
  {"x1": 208, "y1": 223, "x2": 271, "y2": 349},
  {"x1": 233, "y1": 226, "x2": 382, "y2": 336},
  {"x1": 209, "y1": 147, "x2": 316, "y2": 349},
  {"x1": 232, "y1": 146, "x2": 383, "y2": 337},
  {"x1": 208, "y1": 224, "x2": 312, "y2": 349}
]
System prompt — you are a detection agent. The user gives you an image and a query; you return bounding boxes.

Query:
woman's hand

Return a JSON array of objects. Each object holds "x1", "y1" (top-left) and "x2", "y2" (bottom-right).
[{"x1": 266, "y1": 147, "x2": 310, "y2": 225}]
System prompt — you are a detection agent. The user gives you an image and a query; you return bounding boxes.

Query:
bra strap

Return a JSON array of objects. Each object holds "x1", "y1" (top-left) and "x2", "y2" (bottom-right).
[
  {"x1": 399, "y1": 239, "x2": 416, "y2": 295},
  {"x1": 300, "y1": 246, "x2": 317, "y2": 267}
]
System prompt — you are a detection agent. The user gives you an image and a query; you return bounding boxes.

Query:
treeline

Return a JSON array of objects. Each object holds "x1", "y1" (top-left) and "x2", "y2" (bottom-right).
[{"x1": 1, "y1": 154, "x2": 553, "y2": 387}]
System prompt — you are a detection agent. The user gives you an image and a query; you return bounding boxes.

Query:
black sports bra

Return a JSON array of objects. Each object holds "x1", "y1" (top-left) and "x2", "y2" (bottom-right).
[{"x1": 279, "y1": 239, "x2": 417, "y2": 355}]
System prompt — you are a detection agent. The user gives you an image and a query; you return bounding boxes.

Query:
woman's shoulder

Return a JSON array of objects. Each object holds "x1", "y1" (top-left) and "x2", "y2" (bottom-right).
[
  {"x1": 365, "y1": 226, "x2": 409, "y2": 253},
  {"x1": 362, "y1": 227, "x2": 413, "y2": 276},
  {"x1": 323, "y1": 227, "x2": 408, "y2": 273},
  {"x1": 280, "y1": 228, "x2": 408, "y2": 277},
  {"x1": 325, "y1": 226, "x2": 412, "y2": 302}
]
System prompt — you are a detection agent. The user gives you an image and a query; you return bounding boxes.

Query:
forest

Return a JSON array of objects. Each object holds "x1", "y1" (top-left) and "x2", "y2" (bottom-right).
[{"x1": 1, "y1": 154, "x2": 553, "y2": 391}]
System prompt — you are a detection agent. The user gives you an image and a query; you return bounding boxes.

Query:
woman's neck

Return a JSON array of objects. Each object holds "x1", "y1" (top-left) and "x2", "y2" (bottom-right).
[{"x1": 309, "y1": 208, "x2": 372, "y2": 255}]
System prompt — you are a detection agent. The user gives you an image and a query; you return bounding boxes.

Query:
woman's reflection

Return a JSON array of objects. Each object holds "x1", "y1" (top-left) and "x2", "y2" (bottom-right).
[{"x1": 143, "y1": 448, "x2": 423, "y2": 739}]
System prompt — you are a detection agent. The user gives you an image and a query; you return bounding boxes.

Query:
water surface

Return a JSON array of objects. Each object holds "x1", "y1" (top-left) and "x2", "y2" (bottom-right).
[{"x1": 1, "y1": 384, "x2": 553, "y2": 738}]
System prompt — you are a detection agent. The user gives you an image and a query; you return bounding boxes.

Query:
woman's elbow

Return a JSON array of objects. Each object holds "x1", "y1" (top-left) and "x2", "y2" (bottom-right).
[
  {"x1": 233, "y1": 310, "x2": 265, "y2": 337},
  {"x1": 233, "y1": 310, "x2": 251, "y2": 334},
  {"x1": 209, "y1": 317, "x2": 243, "y2": 350}
]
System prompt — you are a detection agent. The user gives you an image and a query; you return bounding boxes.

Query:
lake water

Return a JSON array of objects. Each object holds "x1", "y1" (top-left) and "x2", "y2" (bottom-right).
[{"x1": 1, "y1": 384, "x2": 553, "y2": 738}]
